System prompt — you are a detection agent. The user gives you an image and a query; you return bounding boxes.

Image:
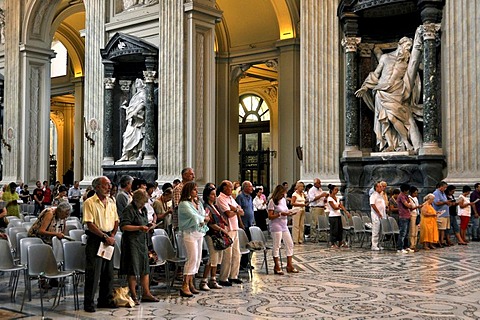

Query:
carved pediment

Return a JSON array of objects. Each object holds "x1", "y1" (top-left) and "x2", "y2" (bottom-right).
[{"x1": 101, "y1": 33, "x2": 158, "y2": 62}]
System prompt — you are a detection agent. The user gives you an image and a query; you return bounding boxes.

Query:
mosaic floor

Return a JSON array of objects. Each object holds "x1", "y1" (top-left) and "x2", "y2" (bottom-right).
[{"x1": 1, "y1": 238, "x2": 480, "y2": 320}]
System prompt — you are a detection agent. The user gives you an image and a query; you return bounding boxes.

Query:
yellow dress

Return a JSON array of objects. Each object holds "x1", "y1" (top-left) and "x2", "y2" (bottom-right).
[{"x1": 419, "y1": 204, "x2": 439, "y2": 243}]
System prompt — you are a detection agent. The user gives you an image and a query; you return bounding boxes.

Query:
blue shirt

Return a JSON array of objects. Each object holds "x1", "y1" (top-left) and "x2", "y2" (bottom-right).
[
  {"x1": 236, "y1": 192, "x2": 255, "y2": 227},
  {"x1": 433, "y1": 189, "x2": 449, "y2": 217}
]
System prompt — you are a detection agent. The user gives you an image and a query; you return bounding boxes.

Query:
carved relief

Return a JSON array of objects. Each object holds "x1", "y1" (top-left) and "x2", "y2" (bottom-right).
[
  {"x1": 143, "y1": 70, "x2": 157, "y2": 83},
  {"x1": 0, "y1": 8, "x2": 5, "y2": 44},
  {"x1": 50, "y1": 110, "x2": 65, "y2": 128},
  {"x1": 195, "y1": 34, "x2": 205, "y2": 181},
  {"x1": 32, "y1": 1, "x2": 50, "y2": 39},
  {"x1": 265, "y1": 59, "x2": 278, "y2": 71},
  {"x1": 123, "y1": 0, "x2": 159, "y2": 11},
  {"x1": 263, "y1": 82, "x2": 278, "y2": 103},
  {"x1": 29, "y1": 67, "x2": 41, "y2": 179},
  {"x1": 104, "y1": 78, "x2": 116, "y2": 89}
]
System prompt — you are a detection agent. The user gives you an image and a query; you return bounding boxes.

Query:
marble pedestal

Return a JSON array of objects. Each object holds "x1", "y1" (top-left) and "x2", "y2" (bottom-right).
[
  {"x1": 103, "y1": 162, "x2": 157, "y2": 186},
  {"x1": 340, "y1": 154, "x2": 446, "y2": 213}
]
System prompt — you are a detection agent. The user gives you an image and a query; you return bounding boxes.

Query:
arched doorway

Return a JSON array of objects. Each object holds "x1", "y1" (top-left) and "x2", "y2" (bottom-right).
[{"x1": 238, "y1": 94, "x2": 271, "y2": 191}]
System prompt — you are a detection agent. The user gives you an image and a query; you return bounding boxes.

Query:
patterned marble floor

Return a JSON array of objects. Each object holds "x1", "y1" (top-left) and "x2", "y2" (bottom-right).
[{"x1": 2, "y1": 239, "x2": 480, "y2": 320}]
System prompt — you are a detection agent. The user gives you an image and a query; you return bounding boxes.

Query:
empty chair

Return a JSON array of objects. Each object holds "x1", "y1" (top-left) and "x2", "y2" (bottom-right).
[
  {"x1": 26, "y1": 204, "x2": 35, "y2": 214},
  {"x1": 153, "y1": 228, "x2": 168, "y2": 237},
  {"x1": 63, "y1": 224, "x2": 78, "y2": 235},
  {"x1": 68, "y1": 229, "x2": 85, "y2": 241},
  {"x1": 0, "y1": 239, "x2": 26, "y2": 302},
  {"x1": 20, "y1": 244, "x2": 77, "y2": 317},
  {"x1": 237, "y1": 228, "x2": 252, "y2": 278},
  {"x1": 7, "y1": 220, "x2": 23, "y2": 228},
  {"x1": 14, "y1": 232, "x2": 28, "y2": 259},
  {"x1": 23, "y1": 215, "x2": 37, "y2": 222},
  {"x1": 352, "y1": 216, "x2": 371, "y2": 248},
  {"x1": 317, "y1": 215, "x2": 330, "y2": 246},
  {"x1": 379, "y1": 218, "x2": 395, "y2": 249},
  {"x1": 249, "y1": 226, "x2": 273, "y2": 274},
  {"x1": 62, "y1": 241, "x2": 86, "y2": 310},
  {"x1": 66, "y1": 219, "x2": 83, "y2": 230},
  {"x1": 7, "y1": 227, "x2": 27, "y2": 255},
  {"x1": 21, "y1": 222, "x2": 34, "y2": 231},
  {"x1": 52, "y1": 236, "x2": 66, "y2": 267},
  {"x1": 151, "y1": 235, "x2": 186, "y2": 292},
  {"x1": 19, "y1": 237, "x2": 46, "y2": 300}
]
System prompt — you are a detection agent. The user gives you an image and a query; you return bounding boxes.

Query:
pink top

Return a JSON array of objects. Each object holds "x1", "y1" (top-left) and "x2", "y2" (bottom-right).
[{"x1": 216, "y1": 192, "x2": 240, "y2": 231}]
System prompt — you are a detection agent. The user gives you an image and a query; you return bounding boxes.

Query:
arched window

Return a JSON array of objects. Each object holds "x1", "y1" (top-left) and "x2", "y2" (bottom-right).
[{"x1": 238, "y1": 94, "x2": 271, "y2": 191}]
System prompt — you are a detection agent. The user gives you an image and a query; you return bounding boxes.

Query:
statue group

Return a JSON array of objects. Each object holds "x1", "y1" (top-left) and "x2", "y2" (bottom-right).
[
  {"x1": 356, "y1": 26, "x2": 424, "y2": 153},
  {"x1": 118, "y1": 78, "x2": 146, "y2": 162}
]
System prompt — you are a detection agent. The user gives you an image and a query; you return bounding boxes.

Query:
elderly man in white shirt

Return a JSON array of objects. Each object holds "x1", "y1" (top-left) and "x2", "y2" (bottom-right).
[
  {"x1": 308, "y1": 178, "x2": 329, "y2": 242},
  {"x1": 216, "y1": 180, "x2": 244, "y2": 286},
  {"x1": 370, "y1": 181, "x2": 386, "y2": 251}
]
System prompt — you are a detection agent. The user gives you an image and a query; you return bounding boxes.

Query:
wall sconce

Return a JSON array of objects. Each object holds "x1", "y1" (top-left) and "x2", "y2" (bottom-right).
[
  {"x1": 84, "y1": 117, "x2": 97, "y2": 147},
  {"x1": 270, "y1": 150, "x2": 277, "y2": 158}
]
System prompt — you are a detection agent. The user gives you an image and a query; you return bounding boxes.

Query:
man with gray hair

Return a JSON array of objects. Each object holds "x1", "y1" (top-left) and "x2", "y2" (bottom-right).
[
  {"x1": 83, "y1": 176, "x2": 119, "y2": 312},
  {"x1": 236, "y1": 180, "x2": 254, "y2": 270},
  {"x1": 116, "y1": 175, "x2": 133, "y2": 216},
  {"x1": 308, "y1": 178, "x2": 329, "y2": 242}
]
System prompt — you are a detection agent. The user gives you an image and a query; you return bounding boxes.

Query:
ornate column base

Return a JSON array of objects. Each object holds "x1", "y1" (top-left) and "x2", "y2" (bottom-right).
[
  {"x1": 342, "y1": 146, "x2": 363, "y2": 158},
  {"x1": 102, "y1": 157, "x2": 115, "y2": 166},
  {"x1": 418, "y1": 142, "x2": 443, "y2": 156}
]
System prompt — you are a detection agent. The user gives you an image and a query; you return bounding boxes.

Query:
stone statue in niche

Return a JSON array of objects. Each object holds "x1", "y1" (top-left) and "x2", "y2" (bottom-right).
[
  {"x1": 118, "y1": 78, "x2": 146, "y2": 161},
  {"x1": 123, "y1": 0, "x2": 158, "y2": 11},
  {"x1": 355, "y1": 26, "x2": 423, "y2": 153}
]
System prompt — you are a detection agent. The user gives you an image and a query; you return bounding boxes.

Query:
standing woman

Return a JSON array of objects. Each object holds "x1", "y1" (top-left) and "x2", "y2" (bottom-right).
[
  {"x1": 200, "y1": 184, "x2": 228, "y2": 290},
  {"x1": 267, "y1": 185, "x2": 298, "y2": 275},
  {"x1": 326, "y1": 184, "x2": 349, "y2": 248},
  {"x1": 253, "y1": 186, "x2": 268, "y2": 231},
  {"x1": 419, "y1": 193, "x2": 439, "y2": 250},
  {"x1": 119, "y1": 189, "x2": 158, "y2": 304},
  {"x1": 178, "y1": 181, "x2": 209, "y2": 297},
  {"x1": 291, "y1": 181, "x2": 307, "y2": 244},
  {"x1": 458, "y1": 185, "x2": 473, "y2": 244}
]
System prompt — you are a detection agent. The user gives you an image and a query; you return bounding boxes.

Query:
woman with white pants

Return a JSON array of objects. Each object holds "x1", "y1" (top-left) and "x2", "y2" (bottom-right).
[
  {"x1": 267, "y1": 185, "x2": 299, "y2": 275},
  {"x1": 178, "y1": 181, "x2": 209, "y2": 297}
]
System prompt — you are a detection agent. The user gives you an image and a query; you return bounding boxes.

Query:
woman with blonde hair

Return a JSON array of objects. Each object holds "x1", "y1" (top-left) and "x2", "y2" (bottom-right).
[
  {"x1": 419, "y1": 193, "x2": 439, "y2": 250},
  {"x1": 291, "y1": 181, "x2": 307, "y2": 244}
]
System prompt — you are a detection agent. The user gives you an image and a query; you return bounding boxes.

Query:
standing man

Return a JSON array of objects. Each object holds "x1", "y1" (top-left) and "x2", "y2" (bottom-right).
[
  {"x1": 217, "y1": 180, "x2": 244, "y2": 286},
  {"x1": 433, "y1": 181, "x2": 453, "y2": 246},
  {"x1": 470, "y1": 183, "x2": 480, "y2": 241},
  {"x1": 83, "y1": 176, "x2": 119, "y2": 313},
  {"x1": 116, "y1": 175, "x2": 133, "y2": 216},
  {"x1": 308, "y1": 178, "x2": 329, "y2": 242},
  {"x1": 370, "y1": 181, "x2": 386, "y2": 251},
  {"x1": 68, "y1": 181, "x2": 82, "y2": 218},
  {"x1": 172, "y1": 168, "x2": 195, "y2": 230},
  {"x1": 236, "y1": 180, "x2": 255, "y2": 270},
  {"x1": 396, "y1": 183, "x2": 413, "y2": 253},
  {"x1": 32, "y1": 180, "x2": 44, "y2": 216}
]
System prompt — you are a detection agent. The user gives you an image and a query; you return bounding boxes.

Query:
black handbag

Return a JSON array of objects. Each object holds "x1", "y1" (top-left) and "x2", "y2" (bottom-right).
[{"x1": 211, "y1": 232, "x2": 233, "y2": 250}]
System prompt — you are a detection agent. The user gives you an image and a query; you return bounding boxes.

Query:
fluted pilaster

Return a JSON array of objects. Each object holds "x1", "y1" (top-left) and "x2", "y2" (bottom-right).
[
  {"x1": 443, "y1": 0, "x2": 480, "y2": 184},
  {"x1": 82, "y1": 0, "x2": 105, "y2": 184},
  {"x1": 300, "y1": 0, "x2": 341, "y2": 182},
  {"x1": 157, "y1": 0, "x2": 184, "y2": 183}
]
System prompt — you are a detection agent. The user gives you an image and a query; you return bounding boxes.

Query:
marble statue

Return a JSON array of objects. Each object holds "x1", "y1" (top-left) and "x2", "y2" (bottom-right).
[
  {"x1": 355, "y1": 27, "x2": 423, "y2": 152},
  {"x1": 118, "y1": 78, "x2": 146, "y2": 161}
]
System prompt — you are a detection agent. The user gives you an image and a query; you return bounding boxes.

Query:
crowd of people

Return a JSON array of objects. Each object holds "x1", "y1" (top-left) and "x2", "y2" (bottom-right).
[
  {"x1": 2, "y1": 173, "x2": 479, "y2": 313},
  {"x1": 369, "y1": 180, "x2": 480, "y2": 252}
]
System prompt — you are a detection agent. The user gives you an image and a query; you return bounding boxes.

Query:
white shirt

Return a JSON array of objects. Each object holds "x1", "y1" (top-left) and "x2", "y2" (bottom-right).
[
  {"x1": 408, "y1": 195, "x2": 419, "y2": 215},
  {"x1": 370, "y1": 191, "x2": 386, "y2": 219},
  {"x1": 458, "y1": 195, "x2": 471, "y2": 217},
  {"x1": 327, "y1": 196, "x2": 341, "y2": 217},
  {"x1": 308, "y1": 187, "x2": 327, "y2": 207}
]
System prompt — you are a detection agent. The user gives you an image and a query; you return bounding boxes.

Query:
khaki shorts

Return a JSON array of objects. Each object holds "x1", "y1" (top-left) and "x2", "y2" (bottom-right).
[{"x1": 437, "y1": 217, "x2": 450, "y2": 230}]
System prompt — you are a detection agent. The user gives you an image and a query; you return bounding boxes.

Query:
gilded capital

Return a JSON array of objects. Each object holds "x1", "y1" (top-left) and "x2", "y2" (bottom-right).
[
  {"x1": 104, "y1": 77, "x2": 116, "y2": 89},
  {"x1": 422, "y1": 23, "x2": 441, "y2": 41},
  {"x1": 341, "y1": 37, "x2": 361, "y2": 53}
]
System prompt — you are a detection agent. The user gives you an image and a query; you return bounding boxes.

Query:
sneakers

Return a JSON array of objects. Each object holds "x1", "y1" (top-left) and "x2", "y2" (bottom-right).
[
  {"x1": 397, "y1": 249, "x2": 409, "y2": 254},
  {"x1": 379, "y1": 246, "x2": 384, "y2": 250},
  {"x1": 371, "y1": 247, "x2": 380, "y2": 251},
  {"x1": 406, "y1": 248, "x2": 415, "y2": 253}
]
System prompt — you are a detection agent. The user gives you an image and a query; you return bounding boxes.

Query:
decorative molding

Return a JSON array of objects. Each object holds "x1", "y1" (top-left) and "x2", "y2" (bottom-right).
[
  {"x1": 195, "y1": 33, "x2": 205, "y2": 181},
  {"x1": 104, "y1": 77, "x2": 116, "y2": 89},
  {"x1": 265, "y1": 59, "x2": 278, "y2": 71},
  {"x1": 29, "y1": 67, "x2": 41, "y2": 179},
  {"x1": 422, "y1": 23, "x2": 441, "y2": 41},
  {"x1": 341, "y1": 36, "x2": 361, "y2": 53},
  {"x1": 358, "y1": 43, "x2": 375, "y2": 57},
  {"x1": 231, "y1": 64, "x2": 250, "y2": 83},
  {"x1": 32, "y1": 1, "x2": 50, "y2": 39},
  {"x1": 263, "y1": 83, "x2": 278, "y2": 103},
  {"x1": 143, "y1": 70, "x2": 157, "y2": 83},
  {"x1": 119, "y1": 80, "x2": 132, "y2": 92}
]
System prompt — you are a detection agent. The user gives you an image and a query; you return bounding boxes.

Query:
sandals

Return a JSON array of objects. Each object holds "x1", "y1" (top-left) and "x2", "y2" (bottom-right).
[
  {"x1": 286, "y1": 267, "x2": 299, "y2": 273},
  {"x1": 141, "y1": 294, "x2": 159, "y2": 303}
]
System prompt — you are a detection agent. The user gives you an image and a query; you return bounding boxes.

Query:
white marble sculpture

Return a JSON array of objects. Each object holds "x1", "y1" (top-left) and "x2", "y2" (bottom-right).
[
  {"x1": 123, "y1": 0, "x2": 158, "y2": 11},
  {"x1": 355, "y1": 26, "x2": 424, "y2": 152},
  {"x1": 118, "y1": 78, "x2": 146, "y2": 161}
]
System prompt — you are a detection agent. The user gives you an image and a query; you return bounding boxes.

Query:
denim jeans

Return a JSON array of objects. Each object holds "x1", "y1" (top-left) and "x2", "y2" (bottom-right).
[
  {"x1": 472, "y1": 216, "x2": 480, "y2": 239},
  {"x1": 397, "y1": 218, "x2": 410, "y2": 250}
]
